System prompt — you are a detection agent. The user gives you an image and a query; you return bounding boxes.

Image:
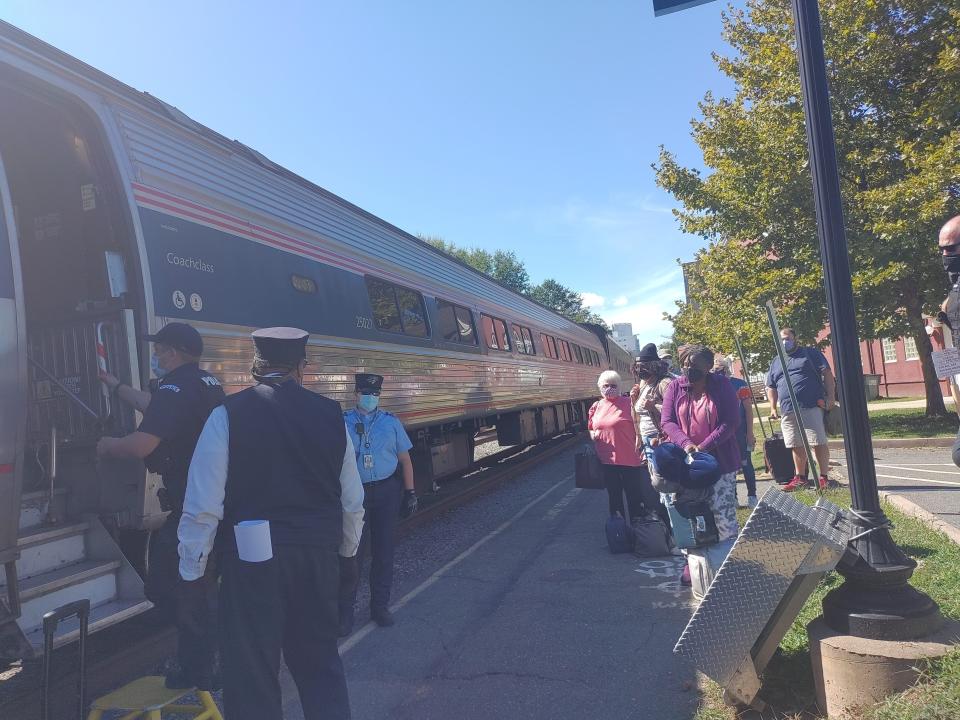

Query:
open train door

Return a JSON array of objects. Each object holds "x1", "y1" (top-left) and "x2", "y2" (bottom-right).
[{"x1": 0, "y1": 150, "x2": 28, "y2": 645}]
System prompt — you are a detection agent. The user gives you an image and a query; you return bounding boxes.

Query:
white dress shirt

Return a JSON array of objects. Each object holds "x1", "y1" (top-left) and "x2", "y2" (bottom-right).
[{"x1": 177, "y1": 406, "x2": 365, "y2": 581}]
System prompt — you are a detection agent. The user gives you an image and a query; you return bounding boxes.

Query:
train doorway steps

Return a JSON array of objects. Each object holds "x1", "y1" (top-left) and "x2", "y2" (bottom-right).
[{"x1": 0, "y1": 489, "x2": 150, "y2": 660}]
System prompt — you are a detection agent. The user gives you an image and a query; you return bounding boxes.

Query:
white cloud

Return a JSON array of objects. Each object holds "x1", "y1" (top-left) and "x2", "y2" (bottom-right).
[
  {"x1": 612, "y1": 295, "x2": 628, "y2": 307},
  {"x1": 580, "y1": 292, "x2": 605, "y2": 308},
  {"x1": 598, "y1": 277, "x2": 685, "y2": 343}
]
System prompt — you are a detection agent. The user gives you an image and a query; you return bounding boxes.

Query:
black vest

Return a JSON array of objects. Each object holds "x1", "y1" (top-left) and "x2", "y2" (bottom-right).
[
  {"x1": 947, "y1": 282, "x2": 960, "y2": 348},
  {"x1": 222, "y1": 380, "x2": 346, "y2": 549}
]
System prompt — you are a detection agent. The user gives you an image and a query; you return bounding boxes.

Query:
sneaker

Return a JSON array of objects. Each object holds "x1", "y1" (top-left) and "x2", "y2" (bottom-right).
[
  {"x1": 680, "y1": 564, "x2": 692, "y2": 587},
  {"x1": 782, "y1": 476, "x2": 808, "y2": 492},
  {"x1": 819, "y1": 475, "x2": 840, "y2": 490},
  {"x1": 747, "y1": 495, "x2": 759, "y2": 509},
  {"x1": 371, "y1": 606, "x2": 395, "y2": 627}
]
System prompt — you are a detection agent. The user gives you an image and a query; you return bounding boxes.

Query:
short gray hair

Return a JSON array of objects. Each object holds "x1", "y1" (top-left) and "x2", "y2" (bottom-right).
[{"x1": 597, "y1": 370, "x2": 621, "y2": 389}]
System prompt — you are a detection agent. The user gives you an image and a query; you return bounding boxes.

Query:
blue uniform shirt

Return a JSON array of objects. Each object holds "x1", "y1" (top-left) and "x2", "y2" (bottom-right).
[
  {"x1": 343, "y1": 407, "x2": 413, "y2": 483},
  {"x1": 766, "y1": 346, "x2": 829, "y2": 414}
]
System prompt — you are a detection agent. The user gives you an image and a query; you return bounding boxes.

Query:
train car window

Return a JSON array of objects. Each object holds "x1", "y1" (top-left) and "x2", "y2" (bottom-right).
[
  {"x1": 454, "y1": 306, "x2": 478, "y2": 345},
  {"x1": 559, "y1": 339, "x2": 572, "y2": 362},
  {"x1": 593, "y1": 350, "x2": 601, "y2": 366},
  {"x1": 495, "y1": 318, "x2": 511, "y2": 350},
  {"x1": 538, "y1": 333, "x2": 554, "y2": 359},
  {"x1": 548, "y1": 335, "x2": 559, "y2": 359},
  {"x1": 291, "y1": 274, "x2": 317, "y2": 294},
  {"x1": 573, "y1": 345, "x2": 584, "y2": 364},
  {"x1": 437, "y1": 300, "x2": 459, "y2": 342},
  {"x1": 522, "y1": 327, "x2": 536, "y2": 355},
  {"x1": 365, "y1": 276, "x2": 403, "y2": 333},
  {"x1": 482, "y1": 314, "x2": 509, "y2": 350},
  {"x1": 511, "y1": 324, "x2": 526, "y2": 354},
  {"x1": 396, "y1": 287, "x2": 429, "y2": 337},
  {"x1": 438, "y1": 300, "x2": 478, "y2": 345}
]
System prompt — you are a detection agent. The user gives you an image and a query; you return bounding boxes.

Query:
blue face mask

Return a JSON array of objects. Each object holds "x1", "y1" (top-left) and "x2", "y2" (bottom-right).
[
  {"x1": 358, "y1": 394, "x2": 379, "y2": 412},
  {"x1": 783, "y1": 338, "x2": 796, "y2": 353},
  {"x1": 150, "y1": 354, "x2": 168, "y2": 378}
]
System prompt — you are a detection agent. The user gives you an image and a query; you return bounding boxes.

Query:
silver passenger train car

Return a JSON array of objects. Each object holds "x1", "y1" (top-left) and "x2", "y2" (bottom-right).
[{"x1": 0, "y1": 22, "x2": 630, "y2": 659}]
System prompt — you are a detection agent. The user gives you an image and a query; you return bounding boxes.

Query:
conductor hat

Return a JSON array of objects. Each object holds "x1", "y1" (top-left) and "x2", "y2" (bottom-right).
[
  {"x1": 355, "y1": 373, "x2": 384, "y2": 393},
  {"x1": 251, "y1": 327, "x2": 309, "y2": 364}
]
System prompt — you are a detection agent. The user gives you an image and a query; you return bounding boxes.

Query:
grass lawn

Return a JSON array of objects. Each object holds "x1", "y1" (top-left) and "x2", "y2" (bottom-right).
[
  {"x1": 867, "y1": 408, "x2": 958, "y2": 439},
  {"x1": 694, "y1": 489, "x2": 960, "y2": 719}
]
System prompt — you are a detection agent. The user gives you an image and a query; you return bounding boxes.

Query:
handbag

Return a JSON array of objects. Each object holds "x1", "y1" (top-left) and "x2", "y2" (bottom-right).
[
  {"x1": 605, "y1": 513, "x2": 634, "y2": 554},
  {"x1": 575, "y1": 444, "x2": 605, "y2": 490},
  {"x1": 631, "y1": 511, "x2": 672, "y2": 557},
  {"x1": 665, "y1": 494, "x2": 719, "y2": 549}
]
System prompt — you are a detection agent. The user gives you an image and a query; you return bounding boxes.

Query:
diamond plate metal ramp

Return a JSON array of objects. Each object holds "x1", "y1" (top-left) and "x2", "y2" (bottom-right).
[{"x1": 674, "y1": 488, "x2": 853, "y2": 708}]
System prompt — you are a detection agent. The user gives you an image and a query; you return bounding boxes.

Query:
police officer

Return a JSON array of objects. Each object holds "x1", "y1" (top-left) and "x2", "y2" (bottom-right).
[
  {"x1": 339, "y1": 373, "x2": 417, "y2": 635},
  {"x1": 177, "y1": 327, "x2": 364, "y2": 720},
  {"x1": 97, "y1": 322, "x2": 224, "y2": 689}
]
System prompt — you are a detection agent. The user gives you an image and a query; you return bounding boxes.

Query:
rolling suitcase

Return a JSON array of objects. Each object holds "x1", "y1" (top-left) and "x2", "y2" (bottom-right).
[
  {"x1": 763, "y1": 432, "x2": 795, "y2": 484},
  {"x1": 40, "y1": 599, "x2": 90, "y2": 720}
]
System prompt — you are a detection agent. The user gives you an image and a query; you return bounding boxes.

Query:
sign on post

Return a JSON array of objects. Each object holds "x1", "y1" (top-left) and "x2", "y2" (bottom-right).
[
  {"x1": 653, "y1": 0, "x2": 718, "y2": 16},
  {"x1": 931, "y1": 348, "x2": 960, "y2": 379}
]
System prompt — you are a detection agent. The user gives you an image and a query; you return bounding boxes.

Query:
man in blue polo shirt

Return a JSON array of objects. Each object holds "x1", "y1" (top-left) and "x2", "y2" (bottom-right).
[
  {"x1": 339, "y1": 373, "x2": 418, "y2": 635},
  {"x1": 766, "y1": 328, "x2": 837, "y2": 491}
]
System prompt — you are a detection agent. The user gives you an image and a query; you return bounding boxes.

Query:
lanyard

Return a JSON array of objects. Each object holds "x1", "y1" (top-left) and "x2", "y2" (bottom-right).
[{"x1": 356, "y1": 410, "x2": 381, "y2": 453}]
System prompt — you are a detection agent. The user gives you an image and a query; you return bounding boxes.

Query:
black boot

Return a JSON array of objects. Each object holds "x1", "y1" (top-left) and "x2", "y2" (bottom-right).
[
  {"x1": 371, "y1": 606, "x2": 394, "y2": 627},
  {"x1": 339, "y1": 605, "x2": 355, "y2": 637}
]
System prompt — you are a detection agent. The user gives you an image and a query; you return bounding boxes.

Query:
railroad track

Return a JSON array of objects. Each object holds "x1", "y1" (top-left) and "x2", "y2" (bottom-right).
[{"x1": 0, "y1": 431, "x2": 584, "y2": 720}]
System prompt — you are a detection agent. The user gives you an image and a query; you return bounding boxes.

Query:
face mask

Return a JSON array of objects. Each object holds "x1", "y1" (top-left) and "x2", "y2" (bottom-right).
[
  {"x1": 635, "y1": 368, "x2": 650, "y2": 380},
  {"x1": 150, "y1": 354, "x2": 168, "y2": 378},
  {"x1": 358, "y1": 394, "x2": 379, "y2": 412},
  {"x1": 943, "y1": 255, "x2": 960, "y2": 277},
  {"x1": 783, "y1": 338, "x2": 796, "y2": 352},
  {"x1": 601, "y1": 386, "x2": 619, "y2": 399},
  {"x1": 684, "y1": 367, "x2": 705, "y2": 383}
]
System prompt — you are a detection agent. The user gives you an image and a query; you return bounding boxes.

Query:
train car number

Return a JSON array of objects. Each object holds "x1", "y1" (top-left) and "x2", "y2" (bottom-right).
[{"x1": 355, "y1": 316, "x2": 373, "y2": 330}]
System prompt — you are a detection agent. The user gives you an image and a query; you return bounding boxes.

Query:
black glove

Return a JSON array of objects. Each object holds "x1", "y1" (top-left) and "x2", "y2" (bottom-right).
[
  {"x1": 400, "y1": 489, "x2": 418, "y2": 519},
  {"x1": 338, "y1": 554, "x2": 359, "y2": 597}
]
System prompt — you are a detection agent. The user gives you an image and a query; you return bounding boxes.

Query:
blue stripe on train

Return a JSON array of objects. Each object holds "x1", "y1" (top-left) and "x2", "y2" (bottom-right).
[{"x1": 140, "y1": 207, "x2": 417, "y2": 344}]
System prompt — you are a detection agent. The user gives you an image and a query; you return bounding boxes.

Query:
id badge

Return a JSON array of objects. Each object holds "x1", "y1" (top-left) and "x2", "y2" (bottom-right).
[{"x1": 363, "y1": 454, "x2": 375, "y2": 469}]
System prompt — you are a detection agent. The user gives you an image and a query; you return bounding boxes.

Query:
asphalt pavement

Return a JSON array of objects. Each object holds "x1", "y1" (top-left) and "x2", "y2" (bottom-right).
[
  {"x1": 282, "y1": 446, "x2": 702, "y2": 720},
  {"x1": 831, "y1": 445, "x2": 960, "y2": 531}
]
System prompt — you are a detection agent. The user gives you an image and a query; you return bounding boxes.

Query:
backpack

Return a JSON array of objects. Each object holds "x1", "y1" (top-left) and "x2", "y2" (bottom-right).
[
  {"x1": 605, "y1": 513, "x2": 634, "y2": 554},
  {"x1": 631, "y1": 511, "x2": 673, "y2": 557}
]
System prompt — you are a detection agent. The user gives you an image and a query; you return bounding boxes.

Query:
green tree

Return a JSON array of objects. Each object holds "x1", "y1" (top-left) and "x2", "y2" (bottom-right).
[
  {"x1": 420, "y1": 235, "x2": 530, "y2": 294},
  {"x1": 420, "y1": 235, "x2": 607, "y2": 328},
  {"x1": 656, "y1": 0, "x2": 960, "y2": 416}
]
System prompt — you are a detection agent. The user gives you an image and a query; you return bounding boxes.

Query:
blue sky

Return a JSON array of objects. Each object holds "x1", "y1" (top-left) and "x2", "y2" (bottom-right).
[{"x1": 2, "y1": 0, "x2": 739, "y2": 344}]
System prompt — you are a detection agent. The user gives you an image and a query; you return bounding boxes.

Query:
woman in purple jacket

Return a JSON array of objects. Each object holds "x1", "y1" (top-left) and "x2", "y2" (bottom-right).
[{"x1": 660, "y1": 344, "x2": 741, "y2": 550}]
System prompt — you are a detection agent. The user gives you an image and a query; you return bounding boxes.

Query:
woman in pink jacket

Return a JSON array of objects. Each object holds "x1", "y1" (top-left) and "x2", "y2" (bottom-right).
[{"x1": 588, "y1": 370, "x2": 664, "y2": 522}]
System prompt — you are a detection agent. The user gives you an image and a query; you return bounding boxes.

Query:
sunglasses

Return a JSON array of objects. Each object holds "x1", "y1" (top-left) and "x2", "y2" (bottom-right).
[
  {"x1": 942, "y1": 242, "x2": 960, "y2": 254},
  {"x1": 359, "y1": 390, "x2": 381, "y2": 396}
]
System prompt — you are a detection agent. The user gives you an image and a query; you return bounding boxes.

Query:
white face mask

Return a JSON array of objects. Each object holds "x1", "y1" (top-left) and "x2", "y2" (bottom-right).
[{"x1": 150, "y1": 353, "x2": 168, "y2": 378}]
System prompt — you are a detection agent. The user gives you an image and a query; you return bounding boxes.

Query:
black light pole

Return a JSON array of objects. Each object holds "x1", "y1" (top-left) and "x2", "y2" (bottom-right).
[{"x1": 789, "y1": 0, "x2": 941, "y2": 639}]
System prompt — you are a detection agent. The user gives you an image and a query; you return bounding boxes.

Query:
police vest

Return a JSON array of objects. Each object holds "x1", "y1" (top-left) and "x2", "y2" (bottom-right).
[
  {"x1": 947, "y1": 283, "x2": 960, "y2": 348},
  {"x1": 221, "y1": 380, "x2": 346, "y2": 549},
  {"x1": 143, "y1": 363, "x2": 225, "y2": 505}
]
